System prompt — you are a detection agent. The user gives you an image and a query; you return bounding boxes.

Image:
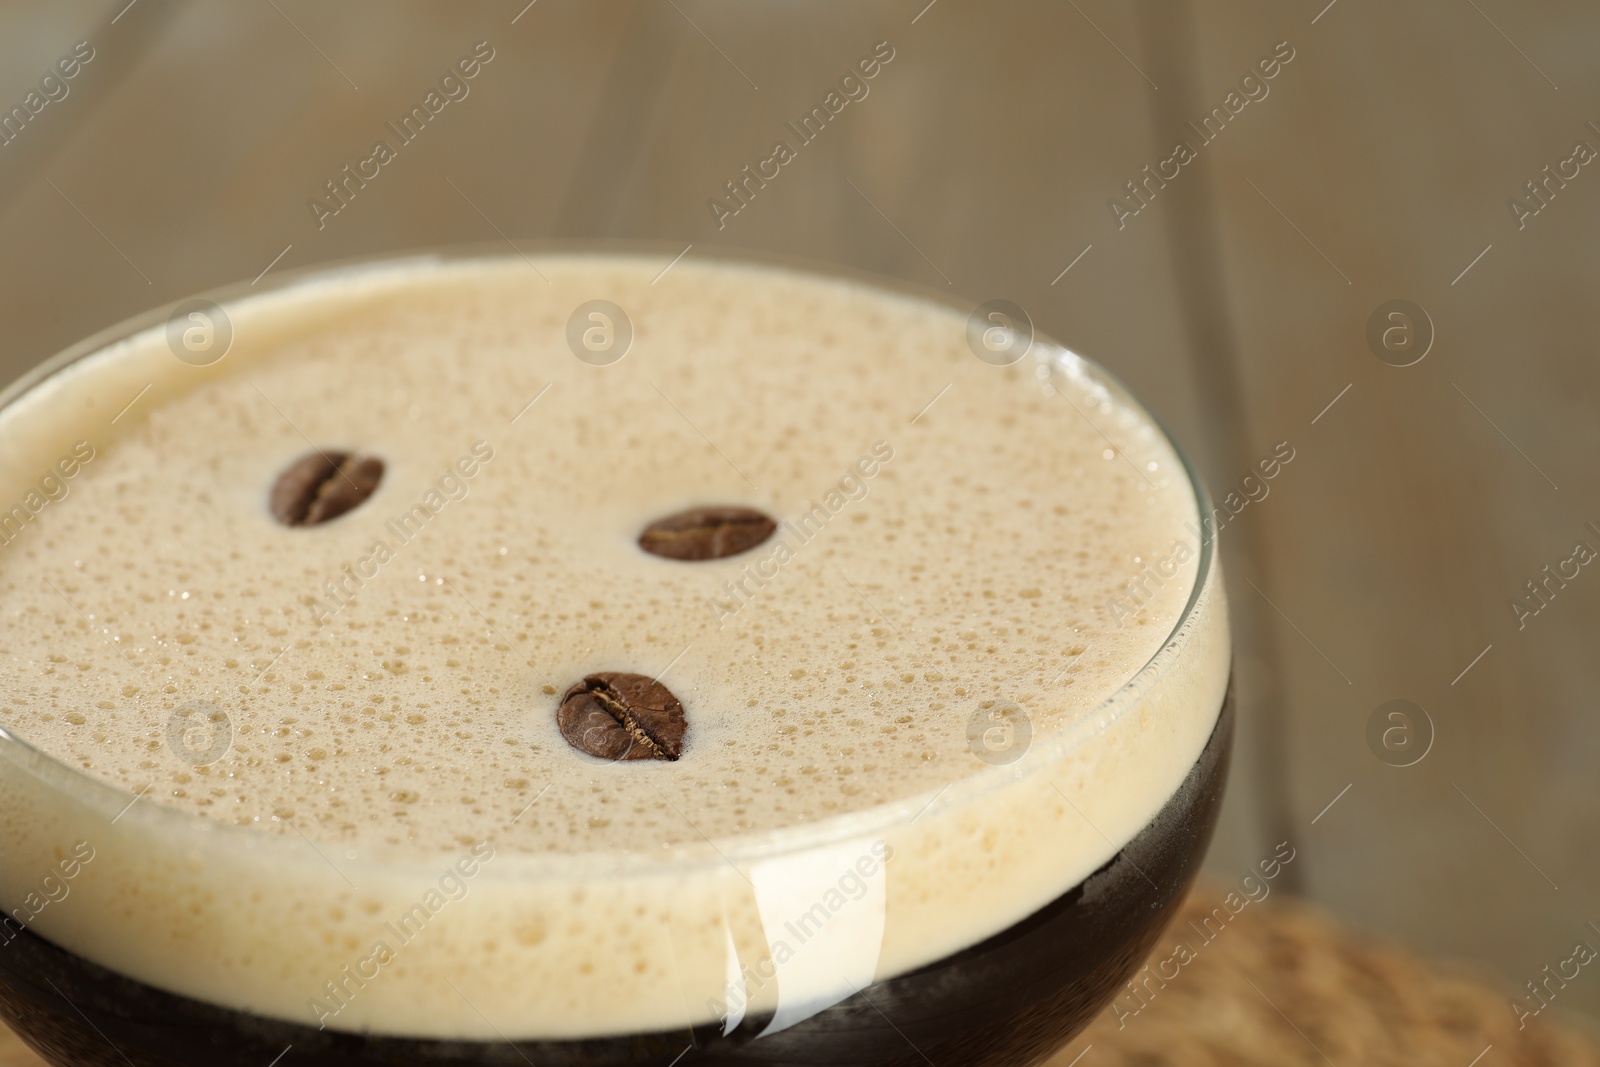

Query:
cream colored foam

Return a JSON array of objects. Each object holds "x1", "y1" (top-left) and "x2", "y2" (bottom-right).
[{"x1": 0, "y1": 254, "x2": 1229, "y2": 1038}]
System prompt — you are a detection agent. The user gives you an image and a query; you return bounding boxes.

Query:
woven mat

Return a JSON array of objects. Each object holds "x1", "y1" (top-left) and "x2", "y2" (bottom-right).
[
  {"x1": 3, "y1": 886, "x2": 1595, "y2": 1066},
  {"x1": 1044, "y1": 884, "x2": 1600, "y2": 1066}
]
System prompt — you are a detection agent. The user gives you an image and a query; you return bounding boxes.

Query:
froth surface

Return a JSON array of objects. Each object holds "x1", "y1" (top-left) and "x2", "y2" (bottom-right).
[
  {"x1": 0, "y1": 256, "x2": 1229, "y2": 1038},
  {"x1": 0, "y1": 258, "x2": 1194, "y2": 851}
]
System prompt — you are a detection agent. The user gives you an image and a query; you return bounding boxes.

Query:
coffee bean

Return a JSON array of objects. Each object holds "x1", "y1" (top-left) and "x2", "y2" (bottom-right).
[
  {"x1": 638, "y1": 506, "x2": 776, "y2": 561},
  {"x1": 270, "y1": 451, "x2": 384, "y2": 526},
  {"x1": 557, "y1": 672, "x2": 686, "y2": 761}
]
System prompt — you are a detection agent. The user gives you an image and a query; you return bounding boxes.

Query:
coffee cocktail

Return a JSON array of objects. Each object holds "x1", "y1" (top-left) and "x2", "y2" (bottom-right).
[{"x1": 0, "y1": 251, "x2": 1230, "y2": 1066}]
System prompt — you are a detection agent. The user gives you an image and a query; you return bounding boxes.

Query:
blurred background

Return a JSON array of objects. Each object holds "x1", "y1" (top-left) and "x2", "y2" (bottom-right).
[{"x1": 1, "y1": 0, "x2": 1597, "y2": 1046}]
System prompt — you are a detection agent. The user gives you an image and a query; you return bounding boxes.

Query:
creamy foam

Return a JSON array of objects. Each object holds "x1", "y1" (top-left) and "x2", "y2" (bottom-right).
[{"x1": 0, "y1": 254, "x2": 1229, "y2": 1038}]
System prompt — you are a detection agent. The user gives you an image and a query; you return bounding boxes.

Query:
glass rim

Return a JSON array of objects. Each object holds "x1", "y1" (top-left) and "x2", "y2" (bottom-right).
[{"x1": 0, "y1": 240, "x2": 1222, "y2": 880}]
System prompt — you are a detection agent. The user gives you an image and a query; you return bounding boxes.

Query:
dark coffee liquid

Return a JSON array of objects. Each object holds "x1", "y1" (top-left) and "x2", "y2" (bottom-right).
[{"x1": 0, "y1": 682, "x2": 1231, "y2": 1067}]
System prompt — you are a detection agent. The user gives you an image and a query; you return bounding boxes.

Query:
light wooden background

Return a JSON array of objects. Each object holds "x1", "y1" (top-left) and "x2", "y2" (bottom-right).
[{"x1": 0, "y1": 0, "x2": 1597, "y2": 1051}]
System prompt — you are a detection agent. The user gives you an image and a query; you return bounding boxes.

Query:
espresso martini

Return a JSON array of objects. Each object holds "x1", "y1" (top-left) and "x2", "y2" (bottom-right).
[{"x1": 0, "y1": 253, "x2": 1229, "y2": 1065}]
